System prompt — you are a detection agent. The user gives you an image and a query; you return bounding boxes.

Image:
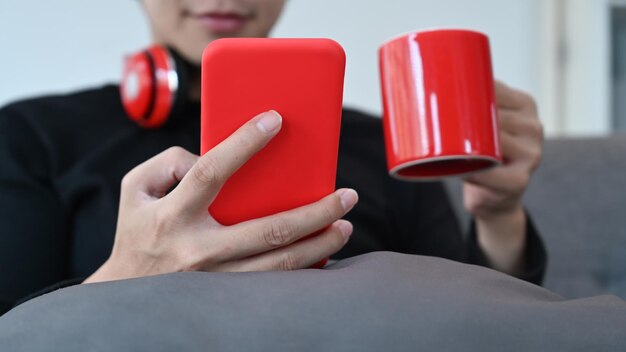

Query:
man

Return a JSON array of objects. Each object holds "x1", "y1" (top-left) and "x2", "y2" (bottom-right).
[{"x1": 0, "y1": 0, "x2": 545, "y2": 314}]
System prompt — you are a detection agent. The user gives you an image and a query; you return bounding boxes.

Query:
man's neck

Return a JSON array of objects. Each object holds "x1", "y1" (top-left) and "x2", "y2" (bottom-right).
[{"x1": 189, "y1": 66, "x2": 202, "y2": 102}]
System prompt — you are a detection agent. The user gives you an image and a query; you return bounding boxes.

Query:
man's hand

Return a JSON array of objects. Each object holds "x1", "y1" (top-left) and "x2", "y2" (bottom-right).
[
  {"x1": 84, "y1": 111, "x2": 358, "y2": 283},
  {"x1": 462, "y1": 81, "x2": 543, "y2": 275}
]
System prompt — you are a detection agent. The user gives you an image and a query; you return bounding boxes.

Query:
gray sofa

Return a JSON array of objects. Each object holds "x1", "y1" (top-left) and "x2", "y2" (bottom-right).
[
  {"x1": 446, "y1": 134, "x2": 626, "y2": 299},
  {"x1": 2, "y1": 252, "x2": 625, "y2": 352}
]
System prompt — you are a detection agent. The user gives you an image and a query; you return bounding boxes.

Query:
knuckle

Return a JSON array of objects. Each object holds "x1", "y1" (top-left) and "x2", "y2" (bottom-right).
[
  {"x1": 531, "y1": 120, "x2": 544, "y2": 138},
  {"x1": 164, "y1": 145, "x2": 184, "y2": 156},
  {"x1": 497, "y1": 110, "x2": 511, "y2": 124},
  {"x1": 464, "y1": 198, "x2": 492, "y2": 219},
  {"x1": 181, "y1": 246, "x2": 213, "y2": 271},
  {"x1": 529, "y1": 148, "x2": 543, "y2": 170},
  {"x1": 329, "y1": 227, "x2": 347, "y2": 249},
  {"x1": 322, "y1": 198, "x2": 342, "y2": 223},
  {"x1": 517, "y1": 90, "x2": 536, "y2": 109},
  {"x1": 277, "y1": 252, "x2": 300, "y2": 271},
  {"x1": 182, "y1": 233, "x2": 227, "y2": 270},
  {"x1": 530, "y1": 144, "x2": 542, "y2": 161},
  {"x1": 263, "y1": 219, "x2": 295, "y2": 247},
  {"x1": 463, "y1": 198, "x2": 481, "y2": 216},
  {"x1": 120, "y1": 172, "x2": 134, "y2": 190},
  {"x1": 201, "y1": 231, "x2": 231, "y2": 266},
  {"x1": 163, "y1": 146, "x2": 187, "y2": 161},
  {"x1": 193, "y1": 157, "x2": 222, "y2": 186},
  {"x1": 180, "y1": 250, "x2": 199, "y2": 270}
]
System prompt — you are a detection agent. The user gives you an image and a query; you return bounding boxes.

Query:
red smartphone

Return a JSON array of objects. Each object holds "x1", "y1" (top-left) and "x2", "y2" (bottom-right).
[{"x1": 201, "y1": 38, "x2": 346, "y2": 259}]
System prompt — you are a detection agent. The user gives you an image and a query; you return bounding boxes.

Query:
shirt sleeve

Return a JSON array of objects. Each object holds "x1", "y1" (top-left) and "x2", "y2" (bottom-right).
[
  {"x1": 0, "y1": 107, "x2": 70, "y2": 315},
  {"x1": 13, "y1": 277, "x2": 85, "y2": 310},
  {"x1": 466, "y1": 213, "x2": 547, "y2": 285},
  {"x1": 398, "y1": 181, "x2": 547, "y2": 286}
]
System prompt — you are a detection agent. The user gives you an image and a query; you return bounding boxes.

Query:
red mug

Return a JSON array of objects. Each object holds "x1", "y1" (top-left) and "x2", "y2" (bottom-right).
[{"x1": 379, "y1": 29, "x2": 502, "y2": 180}]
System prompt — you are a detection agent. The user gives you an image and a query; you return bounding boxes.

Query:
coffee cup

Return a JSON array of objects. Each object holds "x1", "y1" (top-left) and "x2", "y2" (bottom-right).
[{"x1": 379, "y1": 29, "x2": 502, "y2": 180}]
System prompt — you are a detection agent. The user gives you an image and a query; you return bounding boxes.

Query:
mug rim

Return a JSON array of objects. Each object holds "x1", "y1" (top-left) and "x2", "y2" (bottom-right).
[{"x1": 389, "y1": 155, "x2": 502, "y2": 182}]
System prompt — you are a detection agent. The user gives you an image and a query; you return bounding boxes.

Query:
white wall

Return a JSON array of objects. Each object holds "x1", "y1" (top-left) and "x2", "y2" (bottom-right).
[
  {"x1": 559, "y1": 0, "x2": 612, "y2": 135},
  {"x1": 0, "y1": 0, "x2": 545, "y2": 131},
  {"x1": 0, "y1": 1, "x2": 149, "y2": 106}
]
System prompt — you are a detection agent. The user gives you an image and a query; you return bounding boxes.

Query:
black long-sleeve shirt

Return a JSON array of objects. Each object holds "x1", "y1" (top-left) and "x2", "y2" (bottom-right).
[{"x1": 0, "y1": 85, "x2": 546, "y2": 315}]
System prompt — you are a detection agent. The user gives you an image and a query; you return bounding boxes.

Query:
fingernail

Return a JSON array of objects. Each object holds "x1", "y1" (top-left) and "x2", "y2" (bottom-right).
[
  {"x1": 337, "y1": 221, "x2": 353, "y2": 240},
  {"x1": 256, "y1": 110, "x2": 282, "y2": 133},
  {"x1": 338, "y1": 189, "x2": 358, "y2": 212}
]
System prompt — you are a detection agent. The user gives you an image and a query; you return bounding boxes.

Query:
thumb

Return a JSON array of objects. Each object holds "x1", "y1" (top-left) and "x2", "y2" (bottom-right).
[{"x1": 121, "y1": 146, "x2": 199, "y2": 202}]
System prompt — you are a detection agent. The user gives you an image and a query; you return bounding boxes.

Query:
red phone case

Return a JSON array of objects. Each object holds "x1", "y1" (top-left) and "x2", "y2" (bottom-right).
[{"x1": 201, "y1": 38, "x2": 346, "y2": 233}]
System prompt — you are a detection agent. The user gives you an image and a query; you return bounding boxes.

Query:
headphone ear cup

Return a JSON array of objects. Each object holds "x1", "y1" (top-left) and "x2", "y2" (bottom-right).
[
  {"x1": 120, "y1": 45, "x2": 180, "y2": 128},
  {"x1": 120, "y1": 51, "x2": 156, "y2": 125}
]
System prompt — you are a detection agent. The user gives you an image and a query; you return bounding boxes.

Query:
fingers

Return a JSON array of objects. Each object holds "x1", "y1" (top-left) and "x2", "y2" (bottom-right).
[
  {"x1": 464, "y1": 132, "x2": 534, "y2": 192},
  {"x1": 462, "y1": 81, "x2": 543, "y2": 220},
  {"x1": 499, "y1": 110, "x2": 544, "y2": 139},
  {"x1": 495, "y1": 80, "x2": 537, "y2": 113},
  {"x1": 213, "y1": 188, "x2": 359, "y2": 261},
  {"x1": 220, "y1": 220, "x2": 353, "y2": 272},
  {"x1": 464, "y1": 164, "x2": 528, "y2": 194},
  {"x1": 121, "y1": 146, "x2": 198, "y2": 202},
  {"x1": 498, "y1": 109, "x2": 543, "y2": 170},
  {"x1": 171, "y1": 110, "x2": 282, "y2": 213}
]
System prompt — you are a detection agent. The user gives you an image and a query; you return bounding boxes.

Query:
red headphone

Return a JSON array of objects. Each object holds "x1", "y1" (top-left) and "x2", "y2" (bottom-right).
[{"x1": 120, "y1": 46, "x2": 189, "y2": 128}]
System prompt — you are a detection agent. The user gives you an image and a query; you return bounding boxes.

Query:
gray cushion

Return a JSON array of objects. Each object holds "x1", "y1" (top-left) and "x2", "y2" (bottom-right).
[
  {"x1": 1, "y1": 252, "x2": 624, "y2": 351},
  {"x1": 527, "y1": 135, "x2": 626, "y2": 298},
  {"x1": 446, "y1": 134, "x2": 626, "y2": 299}
]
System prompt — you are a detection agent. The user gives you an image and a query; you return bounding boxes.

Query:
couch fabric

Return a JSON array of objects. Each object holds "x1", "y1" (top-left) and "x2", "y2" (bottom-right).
[
  {"x1": 0, "y1": 252, "x2": 624, "y2": 352},
  {"x1": 446, "y1": 134, "x2": 626, "y2": 299}
]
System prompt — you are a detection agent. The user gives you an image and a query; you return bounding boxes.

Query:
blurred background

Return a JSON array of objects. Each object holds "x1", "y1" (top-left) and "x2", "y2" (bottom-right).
[{"x1": 1, "y1": 0, "x2": 625, "y2": 136}]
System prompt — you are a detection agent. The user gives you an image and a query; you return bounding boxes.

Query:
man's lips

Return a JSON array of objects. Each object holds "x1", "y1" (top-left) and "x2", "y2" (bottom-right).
[{"x1": 192, "y1": 13, "x2": 248, "y2": 33}]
